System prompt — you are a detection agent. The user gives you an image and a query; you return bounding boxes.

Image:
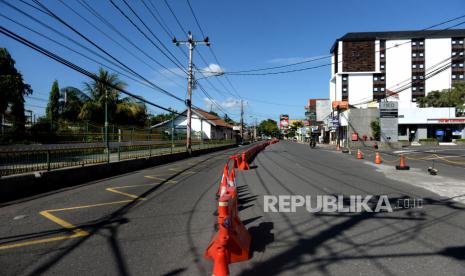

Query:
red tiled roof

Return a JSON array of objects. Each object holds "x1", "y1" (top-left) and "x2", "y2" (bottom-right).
[{"x1": 192, "y1": 108, "x2": 234, "y2": 129}]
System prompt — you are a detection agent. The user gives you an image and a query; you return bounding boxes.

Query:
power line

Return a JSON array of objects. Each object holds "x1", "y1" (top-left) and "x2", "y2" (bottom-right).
[
  {"x1": 350, "y1": 58, "x2": 453, "y2": 106},
  {"x1": 0, "y1": 26, "x2": 184, "y2": 116},
  {"x1": 74, "y1": 0, "x2": 186, "y2": 79},
  {"x1": 163, "y1": 0, "x2": 239, "y2": 118},
  {"x1": 222, "y1": 16, "x2": 465, "y2": 76},
  {"x1": 184, "y1": 0, "x2": 243, "y2": 99},
  {"x1": 0, "y1": 12, "x2": 186, "y2": 99},
  {"x1": 141, "y1": 0, "x2": 174, "y2": 39},
  {"x1": 56, "y1": 0, "x2": 186, "y2": 90},
  {"x1": 109, "y1": 0, "x2": 187, "y2": 74},
  {"x1": 163, "y1": 0, "x2": 188, "y2": 35},
  {"x1": 24, "y1": 0, "x2": 186, "y2": 102}
]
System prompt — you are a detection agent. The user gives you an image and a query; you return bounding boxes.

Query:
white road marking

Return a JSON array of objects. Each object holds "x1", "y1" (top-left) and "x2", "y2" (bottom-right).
[{"x1": 365, "y1": 161, "x2": 465, "y2": 204}]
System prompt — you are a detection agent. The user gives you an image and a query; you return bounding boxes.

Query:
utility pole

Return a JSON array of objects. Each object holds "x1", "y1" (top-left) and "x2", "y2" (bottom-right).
[
  {"x1": 240, "y1": 99, "x2": 244, "y2": 142},
  {"x1": 104, "y1": 89, "x2": 110, "y2": 161},
  {"x1": 254, "y1": 118, "x2": 257, "y2": 142},
  {"x1": 173, "y1": 31, "x2": 210, "y2": 155}
]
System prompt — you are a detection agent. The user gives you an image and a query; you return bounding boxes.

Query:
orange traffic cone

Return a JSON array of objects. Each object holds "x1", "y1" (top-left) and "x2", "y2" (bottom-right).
[
  {"x1": 357, "y1": 149, "x2": 363, "y2": 159},
  {"x1": 216, "y1": 164, "x2": 229, "y2": 197},
  {"x1": 375, "y1": 152, "x2": 382, "y2": 164},
  {"x1": 238, "y1": 152, "x2": 250, "y2": 170},
  {"x1": 396, "y1": 154, "x2": 410, "y2": 170},
  {"x1": 212, "y1": 246, "x2": 229, "y2": 276}
]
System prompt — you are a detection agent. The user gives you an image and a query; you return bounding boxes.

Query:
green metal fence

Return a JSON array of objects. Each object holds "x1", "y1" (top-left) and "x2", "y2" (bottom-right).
[{"x1": 0, "y1": 140, "x2": 235, "y2": 177}]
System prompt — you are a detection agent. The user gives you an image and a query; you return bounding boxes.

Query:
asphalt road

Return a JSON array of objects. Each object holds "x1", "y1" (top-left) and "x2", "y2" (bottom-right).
[{"x1": 1, "y1": 141, "x2": 465, "y2": 275}]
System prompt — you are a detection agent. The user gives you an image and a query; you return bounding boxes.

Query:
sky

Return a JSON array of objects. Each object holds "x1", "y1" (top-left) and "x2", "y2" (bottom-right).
[{"x1": 2, "y1": 0, "x2": 465, "y2": 124}]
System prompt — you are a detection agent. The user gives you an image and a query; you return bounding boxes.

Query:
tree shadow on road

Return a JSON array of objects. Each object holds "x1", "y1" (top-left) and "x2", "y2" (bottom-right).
[{"x1": 248, "y1": 222, "x2": 274, "y2": 258}]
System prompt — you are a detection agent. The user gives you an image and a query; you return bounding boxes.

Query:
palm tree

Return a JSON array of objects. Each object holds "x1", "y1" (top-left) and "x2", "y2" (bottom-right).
[
  {"x1": 79, "y1": 68, "x2": 126, "y2": 123},
  {"x1": 79, "y1": 68, "x2": 126, "y2": 146}
]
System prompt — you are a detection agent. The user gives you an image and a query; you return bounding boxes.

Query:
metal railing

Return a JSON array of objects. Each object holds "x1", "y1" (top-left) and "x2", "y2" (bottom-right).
[{"x1": 0, "y1": 140, "x2": 235, "y2": 177}]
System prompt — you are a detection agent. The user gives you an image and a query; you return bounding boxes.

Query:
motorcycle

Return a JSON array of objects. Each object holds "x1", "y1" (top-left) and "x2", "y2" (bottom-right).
[{"x1": 309, "y1": 137, "x2": 316, "y2": 148}]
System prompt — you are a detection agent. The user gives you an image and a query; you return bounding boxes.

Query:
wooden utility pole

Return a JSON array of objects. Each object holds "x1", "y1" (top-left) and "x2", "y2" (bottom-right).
[{"x1": 173, "y1": 32, "x2": 210, "y2": 155}]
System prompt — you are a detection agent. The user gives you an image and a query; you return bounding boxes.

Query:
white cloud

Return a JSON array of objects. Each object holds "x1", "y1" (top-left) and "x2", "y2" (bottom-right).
[
  {"x1": 203, "y1": 97, "x2": 246, "y2": 110},
  {"x1": 198, "y1": 63, "x2": 225, "y2": 77},
  {"x1": 268, "y1": 55, "x2": 328, "y2": 65}
]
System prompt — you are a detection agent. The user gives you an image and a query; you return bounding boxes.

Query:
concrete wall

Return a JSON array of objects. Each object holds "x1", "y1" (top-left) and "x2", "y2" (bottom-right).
[
  {"x1": 399, "y1": 107, "x2": 456, "y2": 124},
  {"x1": 386, "y1": 39, "x2": 412, "y2": 108},
  {"x1": 425, "y1": 38, "x2": 452, "y2": 93},
  {"x1": 347, "y1": 108, "x2": 380, "y2": 139},
  {"x1": 0, "y1": 144, "x2": 236, "y2": 203},
  {"x1": 348, "y1": 73, "x2": 373, "y2": 106}
]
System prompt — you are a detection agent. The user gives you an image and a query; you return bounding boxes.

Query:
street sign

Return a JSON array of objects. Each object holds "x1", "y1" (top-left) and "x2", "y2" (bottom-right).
[
  {"x1": 380, "y1": 102, "x2": 399, "y2": 142},
  {"x1": 380, "y1": 102, "x2": 398, "y2": 118}
]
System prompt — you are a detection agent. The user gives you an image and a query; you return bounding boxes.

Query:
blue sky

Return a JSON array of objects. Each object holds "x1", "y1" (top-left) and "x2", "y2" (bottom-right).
[{"x1": 2, "y1": 0, "x2": 465, "y2": 124}]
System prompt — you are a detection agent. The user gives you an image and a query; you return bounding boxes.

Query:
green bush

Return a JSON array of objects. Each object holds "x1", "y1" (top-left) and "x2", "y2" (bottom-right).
[{"x1": 419, "y1": 138, "x2": 438, "y2": 142}]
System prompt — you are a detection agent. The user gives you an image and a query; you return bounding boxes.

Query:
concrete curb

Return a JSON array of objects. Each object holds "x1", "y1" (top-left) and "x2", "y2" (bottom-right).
[{"x1": 0, "y1": 144, "x2": 236, "y2": 203}]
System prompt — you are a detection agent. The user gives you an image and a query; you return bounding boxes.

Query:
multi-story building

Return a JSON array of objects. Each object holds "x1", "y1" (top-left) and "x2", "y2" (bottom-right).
[
  {"x1": 329, "y1": 29, "x2": 465, "y2": 143},
  {"x1": 305, "y1": 99, "x2": 331, "y2": 142}
]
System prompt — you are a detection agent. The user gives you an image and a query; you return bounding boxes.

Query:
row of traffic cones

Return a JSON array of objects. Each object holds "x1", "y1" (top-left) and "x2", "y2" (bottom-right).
[
  {"x1": 207, "y1": 140, "x2": 279, "y2": 275},
  {"x1": 355, "y1": 149, "x2": 409, "y2": 170}
]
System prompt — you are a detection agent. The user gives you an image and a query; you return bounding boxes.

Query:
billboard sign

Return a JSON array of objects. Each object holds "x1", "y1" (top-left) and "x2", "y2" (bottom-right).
[{"x1": 279, "y1": 114, "x2": 289, "y2": 130}]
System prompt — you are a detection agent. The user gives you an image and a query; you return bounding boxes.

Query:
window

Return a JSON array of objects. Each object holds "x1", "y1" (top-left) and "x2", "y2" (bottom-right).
[
  {"x1": 452, "y1": 63, "x2": 457, "y2": 67},
  {"x1": 380, "y1": 53, "x2": 385, "y2": 58},
  {"x1": 412, "y1": 87, "x2": 417, "y2": 91},
  {"x1": 343, "y1": 87, "x2": 347, "y2": 91},
  {"x1": 380, "y1": 75, "x2": 385, "y2": 80},
  {"x1": 412, "y1": 75, "x2": 417, "y2": 80},
  {"x1": 380, "y1": 64, "x2": 385, "y2": 69},
  {"x1": 373, "y1": 76, "x2": 378, "y2": 81},
  {"x1": 373, "y1": 87, "x2": 378, "y2": 92},
  {"x1": 419, "y1": 75, "x2": 424, "y2": 79},
  {"x1": 452, "y1": 74, "x2": 457, "y2": 79},
  {"x1": 419, "y1": 52, "x2": 424, "y2": 57},
  {"x1": 452, "y1": 40, "x2": 457, "y2": 44},
  {"x1": 460, "y1": 63, "x2": 464, "y2": 68},
  {"x1": 419, "y1": 41, "x2": 424, "y2": 45},
  {"x1": 412, "y1": 64, "x2": 417, "y2": 69},
  {"x1": 412, "y1": 53, "x2": 417, "y2": 57},
  {"x1": 381, "y1": 87, "x2": 385, "y2": 91},
  {"x1": 412, "y1": 41, "x2": 417, "y2": 46},
  {"x1": 342, "y1": 77, "x2": 347, "y2": 81},
  {"x1": 419, "y1": 86, "x2": 424, "y2": 91},
  {"x1": 419, "y1": 64, "x2": 424, "y2": 69},
  {"x1": 452, "y1": 52, "x2": 457, "y2": 56},
  {"x1": 461, "y1": 40, "x2": 464, "y2": 44},
  {"x1": 460, "y1": 75, "x2": 464, "y2": 79},
  {"x1": 460, "y1": 52, "x2": 464, "y2": 56}
]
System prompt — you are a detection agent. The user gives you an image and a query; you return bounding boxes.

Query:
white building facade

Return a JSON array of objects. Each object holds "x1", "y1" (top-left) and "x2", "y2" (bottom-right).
[
  {"x1": 329, "y1": 29, "x2": 465, "y2": 142},
  {"x1": 152, "y1": 108, "x2": 234, "y2": 140}
]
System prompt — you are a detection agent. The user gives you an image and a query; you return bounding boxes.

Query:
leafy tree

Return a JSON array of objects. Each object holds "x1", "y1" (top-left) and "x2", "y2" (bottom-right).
[
  {"x1": 258, "y1": 119, "x2": 280, "y2": 137},
  {"x1": 287, "y1": 120, "x2": 304, "y2": 138},
  {"x1": 417, "y1": 83, "x2": 465, "y2": 114},
  {"x1": 223, "y1": 114, "x2": 235, "y2": 124},
  {"x1": 46, "y1": 80, "x2": 60, "y2": 122},
  {"x1": 291, "y1": 120, "x2": 304, "y2": 129},
  {"x1": 149, "y1": 113, "x2": 172, "y2": 126},
  {"x1": 59, "y1": 86, "x2": 90, "y2": 122},
  {"x1": 286, "y1": 120, "x2": 304, "y2": 138},
  {"x1": 0, "y1": 48, "x2": 32, "y2": 138},
  {"x1": 370, "y1": 119, "x2": 380, "y2": 141},
  {"x1": 208, "y1": 110, "x2": 219, "y2": 117},
  {"x1": 114, "y1": 98, "x2": 147, "y2": 127}
]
